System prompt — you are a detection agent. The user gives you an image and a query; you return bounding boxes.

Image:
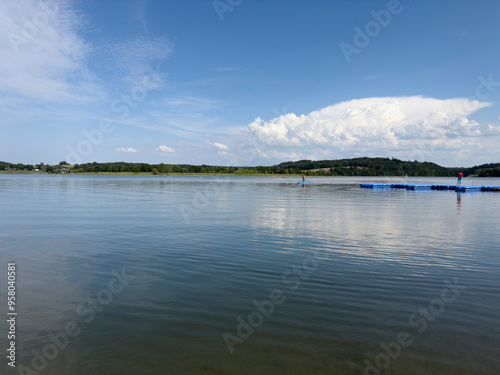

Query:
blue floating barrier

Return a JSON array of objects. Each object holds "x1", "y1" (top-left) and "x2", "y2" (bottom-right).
[{"x1": 360, "y1": 183, "x2": 500, "y2": 193}]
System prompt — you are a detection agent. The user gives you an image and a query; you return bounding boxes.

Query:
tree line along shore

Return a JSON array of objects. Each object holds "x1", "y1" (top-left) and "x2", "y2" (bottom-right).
[{"x1": 1, "y1": 158, "x2": 500, "y2": 177}]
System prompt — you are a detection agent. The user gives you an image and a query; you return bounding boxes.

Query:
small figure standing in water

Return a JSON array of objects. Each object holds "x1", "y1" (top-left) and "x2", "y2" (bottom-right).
[
  {"x1": 302, "y1": 174, "x2": 306, "y2": 182},
  {"x1": 457, "y1": 171, "x2": 464, "y2": 186}
]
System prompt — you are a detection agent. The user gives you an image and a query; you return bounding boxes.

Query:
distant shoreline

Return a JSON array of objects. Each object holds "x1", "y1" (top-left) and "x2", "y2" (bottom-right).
[
  {"x1": 1, "y1": 171, "x2": 498, "y2": 178},
  {"x1": 3, "y1": 157, "x2": 499, "y2": 177},
  {"x1": 0, "y1": 171, "x2": 302, "y2": 177}
]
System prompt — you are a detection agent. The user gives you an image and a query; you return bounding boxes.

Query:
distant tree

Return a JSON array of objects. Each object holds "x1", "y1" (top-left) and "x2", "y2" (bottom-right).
[
  {"x1": 59, "y1": 161, "x2": 68, "y2": 165},
  {"x1": 188, "y1": 165, "x2": 202, "y2": 173},
  {"x1": 152, "y1": 168, "x2": 159, "y2": 175},
  {"x1": 478, "y1": 167, "x2": 500, "y2": 177}
]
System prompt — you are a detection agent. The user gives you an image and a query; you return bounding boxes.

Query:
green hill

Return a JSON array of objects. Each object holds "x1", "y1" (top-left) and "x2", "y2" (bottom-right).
[
  {"x1": 276, "y1": 157, "x2": 455, "y2": 177},
  {"x1": 1, "y1": 158, "x2": 499, "y2": 177}
]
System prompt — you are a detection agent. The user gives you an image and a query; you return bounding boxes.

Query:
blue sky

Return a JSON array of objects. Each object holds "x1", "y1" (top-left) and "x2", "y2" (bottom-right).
[{"x1": 1, "y1": 0, "x2": 499, "y2": 167}]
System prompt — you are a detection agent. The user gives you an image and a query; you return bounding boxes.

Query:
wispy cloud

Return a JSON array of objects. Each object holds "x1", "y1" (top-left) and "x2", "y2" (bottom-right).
[
  {"x1": 147, "y1": 111, "x2": 223, "y2": 136},
  {"x1": 211, "y1": 66, "x2": 242, "y2": 72},
  {"x1": 0, "y1": 0, "x2": 102, "y2": 102},
  {"x1": 116, "y1": 147, "x2": 138, "y2": 153},
  {"x1": 153, "y1": 95, "x2": 224, "y2": 112},
  {"x1": 99, "y1": 36, "x2": 172, "y2": 87},
  {"x1": 181, "y1": 78, "x2": 217, "y2": 86},
  {"x1": 130, "y1": 0, "x2": 148, "y2": 33},
  {"x1": 255, "y1": 149, "x2": 303, "y2": 160}
]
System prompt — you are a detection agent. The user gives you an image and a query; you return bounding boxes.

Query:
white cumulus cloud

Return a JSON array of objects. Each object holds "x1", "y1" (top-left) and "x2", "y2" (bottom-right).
[
  {"x1": 155, "y1": 145, "x2": 175, "y2": 153},
  {"x1": 248, "y1": 96, "x2": 491, "y2": 153},
  {"x1": 213, "y1": 142, "x2": 229, "y2": 151},
  {"x1": 116, "y1": 147, "x2": 138, "y2": 153}
]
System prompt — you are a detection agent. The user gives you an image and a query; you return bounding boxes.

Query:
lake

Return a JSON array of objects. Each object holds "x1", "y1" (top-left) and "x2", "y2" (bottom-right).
[{"x1": 1, "y1": 175, "x2": 499, "y2": 375}]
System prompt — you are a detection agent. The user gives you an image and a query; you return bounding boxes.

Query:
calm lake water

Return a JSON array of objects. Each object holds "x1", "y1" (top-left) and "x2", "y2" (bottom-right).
[{"x1": 1, "y1": 175, "x2": 499, "y2": 375}]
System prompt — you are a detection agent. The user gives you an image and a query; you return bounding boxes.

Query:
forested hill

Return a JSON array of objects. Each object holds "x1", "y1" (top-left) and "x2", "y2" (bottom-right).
[
  {"x1": 1, "y1": 158, "x2": 500, "y2": 177},
  {"x1": 463, "y1": 163, "x2": 500, "y2": 177},
  {"x1": 276, "y1": 157, "x2": 500, "y2": 177}
]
